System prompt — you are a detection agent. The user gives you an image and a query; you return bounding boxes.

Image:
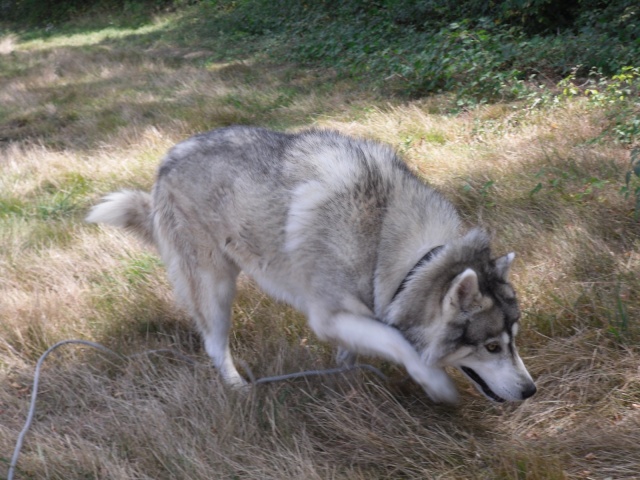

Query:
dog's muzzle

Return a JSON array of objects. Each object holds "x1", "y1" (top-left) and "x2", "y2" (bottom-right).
[{"x1": 460, "y1": 366, "x2": 537, "y2": 402}]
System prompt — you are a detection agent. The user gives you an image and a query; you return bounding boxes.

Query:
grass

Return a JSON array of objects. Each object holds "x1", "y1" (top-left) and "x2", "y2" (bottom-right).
[{"x1": 1, "y1": 8, "x2": 640, "y2": 480}]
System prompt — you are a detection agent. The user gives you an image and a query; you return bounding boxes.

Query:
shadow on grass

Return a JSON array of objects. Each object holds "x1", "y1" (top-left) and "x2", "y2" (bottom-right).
[
  {"x1": 0, "y1": 60, "x2": 350, "y2": 150},
  {"x1": 1, "y1": 11, "x2": 372, "y2": 151}
]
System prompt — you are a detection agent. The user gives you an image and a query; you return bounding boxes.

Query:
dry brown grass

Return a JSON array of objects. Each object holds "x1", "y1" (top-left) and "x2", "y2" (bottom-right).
[{"x1": 1, "y1": 18, "x2": 639, "y2": 480}]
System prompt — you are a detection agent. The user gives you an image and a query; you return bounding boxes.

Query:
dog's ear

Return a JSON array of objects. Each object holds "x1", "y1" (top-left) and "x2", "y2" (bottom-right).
[
  {"x1": 494, "y1": 252, "x2": 515, "y2": 280},
  {"x1": 446, "y1": 268, "x2": 480, "y2": 311}
]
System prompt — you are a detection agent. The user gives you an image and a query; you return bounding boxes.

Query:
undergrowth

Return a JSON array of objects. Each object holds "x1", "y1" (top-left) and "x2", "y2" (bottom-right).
[{"x1": 4, "y1": 1, "x2": 639, "y2": 102}]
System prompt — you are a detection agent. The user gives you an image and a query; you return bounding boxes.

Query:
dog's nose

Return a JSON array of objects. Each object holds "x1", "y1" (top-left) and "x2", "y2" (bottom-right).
[{"x1": 521, "y1": 383, "x2": 537, "y2": 400}]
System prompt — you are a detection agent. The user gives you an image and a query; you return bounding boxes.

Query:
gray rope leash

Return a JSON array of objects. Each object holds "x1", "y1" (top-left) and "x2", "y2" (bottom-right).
[
  {"x1": 249, "y1": 363, "x2": 387, "y2": 385},
  {"x1": 7, "y1": 339, "x2": 386, "y2": 480},
  {"x1": 8, "y1": 340, "x2": 124, "y2": 480}
]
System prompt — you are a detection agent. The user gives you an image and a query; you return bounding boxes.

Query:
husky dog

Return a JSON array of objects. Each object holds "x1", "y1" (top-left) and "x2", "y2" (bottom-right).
[{"x1": 86, "y1": 126, "x2": 536, "y2": 404}]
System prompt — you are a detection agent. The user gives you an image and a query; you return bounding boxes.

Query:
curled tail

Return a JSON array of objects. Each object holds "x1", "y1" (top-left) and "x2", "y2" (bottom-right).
[{"x1": 86, "y1": 190, "x2": 155, "y2": 245}]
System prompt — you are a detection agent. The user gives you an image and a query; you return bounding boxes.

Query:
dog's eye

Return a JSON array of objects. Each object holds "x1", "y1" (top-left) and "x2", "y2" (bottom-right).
[{"x1": 485, "y1": 343, "x2": 502, "y2": 353}]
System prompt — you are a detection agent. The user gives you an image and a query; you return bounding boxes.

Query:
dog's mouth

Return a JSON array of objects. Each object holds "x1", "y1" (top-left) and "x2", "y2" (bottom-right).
[{"x1": 460, "y1": 366, "x2": 505, "y2": 403}]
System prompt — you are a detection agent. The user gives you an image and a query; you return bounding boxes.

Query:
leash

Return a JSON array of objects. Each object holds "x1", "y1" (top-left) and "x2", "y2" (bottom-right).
[{"x1": 6, "y1": 339, "x2": 386, "y2": 480}]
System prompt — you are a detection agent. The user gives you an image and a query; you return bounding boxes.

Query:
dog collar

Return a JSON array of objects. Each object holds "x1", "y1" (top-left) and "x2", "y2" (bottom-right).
[{"x1": 391, "y1": 245, "x2": 444, "y2": 301}]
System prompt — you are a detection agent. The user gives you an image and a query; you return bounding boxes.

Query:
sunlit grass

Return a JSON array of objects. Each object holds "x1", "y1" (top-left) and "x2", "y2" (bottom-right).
[{"x1": 14, "y1": 16, "x2": 173, "y2": 51}]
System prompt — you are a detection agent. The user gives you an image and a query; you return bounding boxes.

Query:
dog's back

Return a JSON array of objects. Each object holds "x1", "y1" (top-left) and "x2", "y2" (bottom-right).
[{"x1": 152, "y1": 127, "x2": 460, "y2": 315}]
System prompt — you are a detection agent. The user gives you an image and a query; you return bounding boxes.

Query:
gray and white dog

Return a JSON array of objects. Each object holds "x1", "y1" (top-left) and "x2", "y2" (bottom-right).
[{"x1": 87, "y1": 126, "x2": 536, "y2": 404}]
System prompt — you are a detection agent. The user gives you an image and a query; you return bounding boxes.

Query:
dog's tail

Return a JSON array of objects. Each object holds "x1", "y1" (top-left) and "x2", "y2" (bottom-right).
[{"x1": 85, "y1": 190, "x2": 155, "y2": 245}]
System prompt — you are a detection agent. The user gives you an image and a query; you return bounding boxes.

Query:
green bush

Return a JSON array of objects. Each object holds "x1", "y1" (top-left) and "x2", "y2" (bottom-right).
[
  {"x1": 198, "y1": 0, "x2": 638, "y2": 99},
  {"x1": 4, "y1": 0, "x2": 637, "y2": 100}
]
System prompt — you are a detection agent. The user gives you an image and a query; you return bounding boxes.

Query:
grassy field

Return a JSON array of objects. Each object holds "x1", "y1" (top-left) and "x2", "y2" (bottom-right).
[{"x1": 1, "y1": 7, "x2": 640, "y2": 480}]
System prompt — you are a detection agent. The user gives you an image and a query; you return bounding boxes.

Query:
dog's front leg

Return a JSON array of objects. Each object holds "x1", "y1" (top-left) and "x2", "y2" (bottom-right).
[{"x1": 309, "y1": 310, "x2": 458, "y2": 404}]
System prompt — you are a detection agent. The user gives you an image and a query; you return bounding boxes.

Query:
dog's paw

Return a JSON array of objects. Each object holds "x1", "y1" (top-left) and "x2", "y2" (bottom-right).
[
  {"x1": 424, "y1": 384, "x2": 459, "y2": 405},
  {"x1": 409, "y1": 365, "x2": 459, "y2": 404},
  {"x1": 228, "y1": 376, "x2": 249, "y2": 388},
  {"x1": 335, "y1": 346, "x2": 357, "y2": 367},
  {"x1": 220, "y1": 370, "x2": 249, "y2": 390},
  {"x1": 426, "y1": 367, "x2": 459, "y2": 404}
]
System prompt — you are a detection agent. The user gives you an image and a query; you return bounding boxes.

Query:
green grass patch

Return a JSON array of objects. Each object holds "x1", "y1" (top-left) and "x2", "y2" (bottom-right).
[{"x1": 0, "y1": 196, "x2": 26, "y2": 217}]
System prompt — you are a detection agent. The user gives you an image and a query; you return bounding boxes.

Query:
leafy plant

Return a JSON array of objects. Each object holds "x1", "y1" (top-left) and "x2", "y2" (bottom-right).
[
  {"x1": 144, "y1": 0, "x2": 639, "y2": 101},
  {"x1": 559, "y1": 65, "x2": 640, "y2": 142},
  {"x1": 557, "y1": 66, "x2": 640, "y2": 215},
  {"x1": 622, "y1": 147, "x2": 640, "y2": 218},
  {"x1": 463, "y1": 178, "x2": 496, "y2": 208}
]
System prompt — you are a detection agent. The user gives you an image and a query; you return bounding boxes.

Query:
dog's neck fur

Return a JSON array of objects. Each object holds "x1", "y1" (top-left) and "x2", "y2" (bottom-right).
[
  {"x1": 372, "y1": 181, "x2": 462, "y2": 317},
  {"x1": 378, "y1": 228, "x2": 493, "y2": 331},
  {"x1": 390, "y1": 244, "x2": 444, "y2": 302}
]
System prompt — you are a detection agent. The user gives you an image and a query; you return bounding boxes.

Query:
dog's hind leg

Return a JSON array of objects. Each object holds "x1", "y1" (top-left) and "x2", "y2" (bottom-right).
[
  {"x1": 164, "y1": 248, "x2": 245, "y2": 387},
  {"x1": 335, "y1": 347, "x2": 357, "y2": 367}
]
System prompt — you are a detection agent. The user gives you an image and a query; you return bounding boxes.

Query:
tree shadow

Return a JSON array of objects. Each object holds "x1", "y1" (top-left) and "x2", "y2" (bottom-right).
[{"x1": 1, "y1": 12, "x2": 372, "y2": 152}]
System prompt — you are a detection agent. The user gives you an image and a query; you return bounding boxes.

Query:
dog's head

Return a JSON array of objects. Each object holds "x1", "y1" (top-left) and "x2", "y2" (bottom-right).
[
  {"x1": 388, "y1": 229, "x2": 536, "y2": 402},
  {"x1": 437, "y1": 259, "x2": 537, "y2": 402}
]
